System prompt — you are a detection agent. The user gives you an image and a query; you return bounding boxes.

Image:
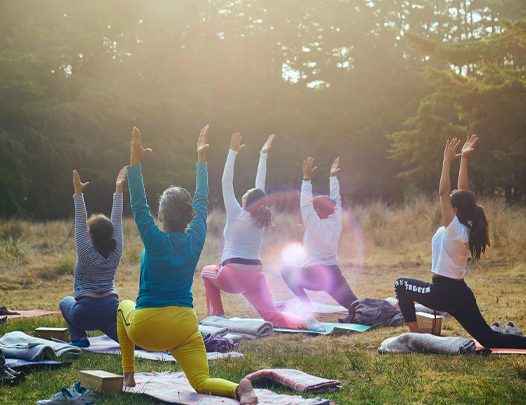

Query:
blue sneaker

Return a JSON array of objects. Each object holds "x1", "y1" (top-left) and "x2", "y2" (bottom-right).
[
  {"x1": 37, "y1": 381, "x2": 95, "y2": 404},
  {"x1": 69, "y1": 339, "x2": 90, "y2": 348}
]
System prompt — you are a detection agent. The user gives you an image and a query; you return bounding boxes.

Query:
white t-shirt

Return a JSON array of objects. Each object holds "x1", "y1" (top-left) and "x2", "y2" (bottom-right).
[
  {"x1": 221, "y1": 149, "x2": 267, "y2": 263},
  {"x1": 431, "y1": 215, "x2": 470, "y2": 279},
  {"x1": 301, "y1": 177, "x2": 342, "y2": 267}
]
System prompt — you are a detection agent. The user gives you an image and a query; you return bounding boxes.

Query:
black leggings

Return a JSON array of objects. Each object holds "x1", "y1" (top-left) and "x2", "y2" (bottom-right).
[
  {"x1": 281, "y1": 264, "x2": 358, "y2": 309},
  {"x1": 395, "y1": 276, "x2": 526, "y2": 349}
]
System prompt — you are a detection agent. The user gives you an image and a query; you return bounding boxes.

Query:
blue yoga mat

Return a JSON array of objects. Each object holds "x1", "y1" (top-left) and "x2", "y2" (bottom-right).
[
  {"x1": 5, "y1": 358, "x2": 64, "y2": 369},
  {"x1": 274, "y1": 322, "x2": 374, "y2": 335}
]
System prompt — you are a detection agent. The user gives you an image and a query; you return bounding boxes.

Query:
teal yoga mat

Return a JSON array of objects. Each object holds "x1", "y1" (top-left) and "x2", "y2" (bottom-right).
[{"x1": 274, "y1": 322, "x2": 374, "y2": 335}]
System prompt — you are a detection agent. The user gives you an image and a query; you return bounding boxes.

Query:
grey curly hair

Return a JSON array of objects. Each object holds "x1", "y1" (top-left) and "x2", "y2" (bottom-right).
[{"x1": 158, "y1": 186, "x2": 195, "y2": 232}]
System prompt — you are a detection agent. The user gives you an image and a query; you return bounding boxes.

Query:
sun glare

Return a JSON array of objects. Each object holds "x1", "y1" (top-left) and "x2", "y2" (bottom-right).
[{"x1": 281, "y1": 242, "x2": 307, "y2": 265}]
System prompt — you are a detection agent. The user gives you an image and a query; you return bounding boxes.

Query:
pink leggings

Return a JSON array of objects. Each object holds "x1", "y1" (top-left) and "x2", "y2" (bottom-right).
[{"x1": 201, "y1": 265, "x2": 308, "y2": 329}]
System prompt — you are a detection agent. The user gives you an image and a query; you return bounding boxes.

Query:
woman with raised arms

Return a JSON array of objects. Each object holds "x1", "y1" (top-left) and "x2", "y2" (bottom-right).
[{"x1": 117, "y1": 126, "x2": 257, "y2": 404}]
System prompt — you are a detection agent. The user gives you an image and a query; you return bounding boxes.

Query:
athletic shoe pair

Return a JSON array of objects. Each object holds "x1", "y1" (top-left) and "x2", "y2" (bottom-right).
[
  {"x1": 491, "y1": 321, "x2": 523, "y2": 335},
  {"x1": 37, "y1": 381, "x2": 95, "y2": 404}
]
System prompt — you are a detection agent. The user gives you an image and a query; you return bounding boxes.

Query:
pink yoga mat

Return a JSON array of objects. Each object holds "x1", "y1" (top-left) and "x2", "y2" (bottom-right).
[
  {"x1": 4, "y1": 309, "x2": 61, "y2": 319},
  {"x1": 475, "y1": 341, "x2": 526, "y2": 354},
  {"x1": 125, "y1": 372, "x2": 335, "y2": 404}
]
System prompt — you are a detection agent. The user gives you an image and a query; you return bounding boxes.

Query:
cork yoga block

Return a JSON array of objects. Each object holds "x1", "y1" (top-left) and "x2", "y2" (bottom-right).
[
  {"x1": 80, "y1": 370, "x2": 123, "y2": 394},
  {"x1": 416, "y1": 312, "x2": 444, "y2": 336},
  {"x1": 34, "y1": 327, "x2": 69, "y2": 341}
]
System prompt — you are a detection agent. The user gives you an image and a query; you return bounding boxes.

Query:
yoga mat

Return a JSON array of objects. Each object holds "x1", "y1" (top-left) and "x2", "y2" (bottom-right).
[
  {"x1": 274, "y1": 322, "x2": 374, "y2": 335},
  {"x1": 274, "y1": 300, "x2": 348, "y2": 315},
  {"x1": 125, "y1": 372, "x2": 335, "y2": 404},
  {"x1": 475, "y1": 341, "x2": 526, "y2": 355},
  {"x1": 4, "y1": 309, "x2": 61, "y2": 319},
  {"x1": 5, "y1": 358, "x2": 65, "y2": 369},
  {"x1": 85, "y1": 335, "x2": 243, "y2": 361}
]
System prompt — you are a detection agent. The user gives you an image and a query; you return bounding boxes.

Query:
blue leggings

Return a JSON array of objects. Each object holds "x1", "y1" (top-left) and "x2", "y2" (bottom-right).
[{"x1": 60, "y1": 294, "x2": 119, "y2": 342}]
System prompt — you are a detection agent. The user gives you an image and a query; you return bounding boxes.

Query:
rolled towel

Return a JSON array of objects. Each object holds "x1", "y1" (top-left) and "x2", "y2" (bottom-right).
[
  {"x1": 200, "y1": 316, "x2": 273, "y2": 338},
  {"x1": 378, "y1": 332, "x2": 475, "y2": 355},
  {"x1": 245, "y1": 368, "x2": 340, "y2": 394}
]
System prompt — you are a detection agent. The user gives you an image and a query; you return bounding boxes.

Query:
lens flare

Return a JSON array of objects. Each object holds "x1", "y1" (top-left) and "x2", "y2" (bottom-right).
[{"x1": 281, "y1": 242, "x2": 306, "y2": 265}]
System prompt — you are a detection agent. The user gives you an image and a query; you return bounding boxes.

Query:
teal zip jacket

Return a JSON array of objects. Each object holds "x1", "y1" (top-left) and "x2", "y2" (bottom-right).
[{"x1": 127, "y1": 162, "x2": 208, "y2": 309}]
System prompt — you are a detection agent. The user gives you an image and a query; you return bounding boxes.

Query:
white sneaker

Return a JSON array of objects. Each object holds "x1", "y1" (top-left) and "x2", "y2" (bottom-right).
[
  {"x1": 490, "y1": 322, "x2": 502, "y2": 333},
  {"x1": 504, "y1": 321, "x2": 523, "y2": 336}
]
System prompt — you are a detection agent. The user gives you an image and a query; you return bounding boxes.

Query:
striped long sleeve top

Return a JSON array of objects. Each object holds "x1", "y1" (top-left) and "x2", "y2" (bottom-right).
[{"x1": 73, "y1": 193, "x2": 123, "y2": 298}]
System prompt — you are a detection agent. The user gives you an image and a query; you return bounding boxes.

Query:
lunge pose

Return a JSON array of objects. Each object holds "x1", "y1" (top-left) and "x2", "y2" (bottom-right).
[
  {"x1": 201, "y1": 133, "x2": 318, "y2": 330},
  {"x1": 59, "y1": 167, "x2": 126, "y2": 347},
  {"x1": 281, "y1": 157, "x2": 358, "y2": 310},
  {"x1": 117, "y1": 126, "x2": 257, "y2": 404},
  {"x1": 395, "y1": 135, "x2": 526, "y2": 348}
]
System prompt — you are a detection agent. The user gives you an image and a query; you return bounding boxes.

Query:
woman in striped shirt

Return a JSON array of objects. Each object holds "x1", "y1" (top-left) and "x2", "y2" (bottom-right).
[{"x1": 59, "y1": 167, "x2": 126, "y2": 347}]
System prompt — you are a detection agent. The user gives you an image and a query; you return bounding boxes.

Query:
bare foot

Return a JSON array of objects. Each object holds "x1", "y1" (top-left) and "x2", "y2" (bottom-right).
[
  {"x1": 123, "y1": 372, "x2": 136, "y2": 387},
  {"x1": 237, "y1": 378, "x2": 258, "y2": 404}
]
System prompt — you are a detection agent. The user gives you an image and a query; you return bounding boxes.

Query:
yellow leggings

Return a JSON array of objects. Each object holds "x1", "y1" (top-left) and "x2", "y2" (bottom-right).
[{"x1": 116, "y1": 300, "x2": 238, "y2": 399}]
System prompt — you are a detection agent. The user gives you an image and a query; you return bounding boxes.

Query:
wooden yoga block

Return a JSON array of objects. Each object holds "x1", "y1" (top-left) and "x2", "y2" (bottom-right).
[
  {"x1": 34, "y1": 327, "x2": 69, "y2": 341},
  {"x1": 80, "y1": 370, "x2": 123, "y2": 394},
  {"x1": 416, "y1": 312, "x2": 444, "y2": 336}
]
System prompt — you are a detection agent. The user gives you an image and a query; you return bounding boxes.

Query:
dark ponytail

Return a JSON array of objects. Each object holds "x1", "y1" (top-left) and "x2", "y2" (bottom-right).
[
  {"x1": 468, "y1": 205, "x2": 490, "y2": 261},
  {"x1": 244, "y1": 188, "x2": 272, "y2": 229},
  {"x1": 87, "y1": 214, "x2": 117, "y2": 259},
  {"x1": 450, "y1": 190, "x2": 490, "y2": 262}
]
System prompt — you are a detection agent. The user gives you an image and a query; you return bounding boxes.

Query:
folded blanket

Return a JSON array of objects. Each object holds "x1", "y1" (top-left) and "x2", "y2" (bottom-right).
[
  {"x1": 125, "y1": 371, "x2": 335, "y2": 404},
  {"x1": 378, "y1": 333, "x2": 476, "y2": 355},
  {"x1": 200, "y1": 316, "x2": 273, "y2": 338},
  {"x1": 246, "y1": 369, "x2": 340, "y2": 394},
  {"x1": 0, "y1": 331, "x2": 81, "y2": 360}
]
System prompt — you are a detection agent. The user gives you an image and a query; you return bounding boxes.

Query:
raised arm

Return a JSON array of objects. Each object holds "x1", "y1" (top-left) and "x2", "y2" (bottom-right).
[
  {"x1": 127, "y1": 127, "x2": 163, "y2": 250},
  {"x1": 222, "y1": 132, "x2": 243, "y2": 217},
  {"x1": 458, "y1": 134, "x2": 478, "y2": 191},
  {"x1": 255, "y1": 134, "x2": 275, "y2": 191},
  {"x1": 72, "y1": 170, "x2": 91, "y2": 261},
  {"x1": 187, "y1": 125, "x2": 210, "y2": 249},
  {"x1": 111, "y1": 167, "x2": 126, "y2": 256},
  {"x1": 439, "y1": 138, "x2": 461, "y2": 227},
  {"x1": 329, "y1": 157, "x2": 342, "y2": 210},
  {"x1": 301, "y1": 157, "x2": 321, "y2": 229}
]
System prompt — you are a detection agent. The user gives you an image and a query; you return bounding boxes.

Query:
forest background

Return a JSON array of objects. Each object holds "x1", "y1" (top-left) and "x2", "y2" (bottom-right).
[{"x1": 1, "y1": 0, "x2": 525, "y2": 219}]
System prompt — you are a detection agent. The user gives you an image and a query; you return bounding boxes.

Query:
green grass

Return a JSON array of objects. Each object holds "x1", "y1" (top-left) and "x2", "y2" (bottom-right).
[{"x1": 1, "y1": 200, "x2": 526, "y2": 403}]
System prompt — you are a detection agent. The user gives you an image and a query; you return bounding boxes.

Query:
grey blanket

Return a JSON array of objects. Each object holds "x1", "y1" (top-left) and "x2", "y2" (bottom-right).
[
  {"x1": 378, "y1": 333, "x2": 476, "y2": 355},
  {"x1": 0, "y1": 331, "x2": 81, "y2": 361},
  {"x1": 200, "y1": 316, "x2": 273, "y2": 338},
  {"x1": 198, "y1": 325, "x2": 242, "y2": 342}
]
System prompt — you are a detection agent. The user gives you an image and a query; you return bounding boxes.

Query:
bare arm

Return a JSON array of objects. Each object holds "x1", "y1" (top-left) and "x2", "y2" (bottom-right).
[
  {"x1": 439, "y1": 138, "x2": 461, "y2": 227},
  {"x1": 457, "y1": 134, "x2": 478, "y2": 191}
]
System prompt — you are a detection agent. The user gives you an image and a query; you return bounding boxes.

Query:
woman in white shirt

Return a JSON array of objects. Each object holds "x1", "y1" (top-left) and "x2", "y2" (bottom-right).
[
  {"x1": 395, "y1": 135, "x2": 526, "y2": 348},
  {"x1": 281, "y1": 157, "x2": 358, "y2": 310},
  {"x1": 201, "y1": 133, "x2": 318, "y2": 329}
]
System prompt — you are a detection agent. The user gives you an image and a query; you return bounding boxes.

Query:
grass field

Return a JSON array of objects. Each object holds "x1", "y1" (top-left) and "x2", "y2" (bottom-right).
[{"x1": 1, "y1": 197, "x2": 526, "y2": 403}]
